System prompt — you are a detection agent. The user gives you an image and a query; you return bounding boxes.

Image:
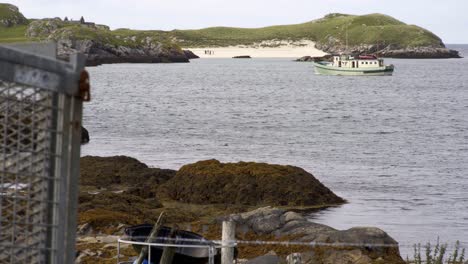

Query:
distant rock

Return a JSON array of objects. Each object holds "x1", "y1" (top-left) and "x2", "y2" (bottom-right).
[
  {"x1": 0, "y1": 4, "x2": 28, "y2": 27},
  {"x1": 55, "y1": 38, "x2": 189, "y2": 66},
  {"x1": 183, "y1": 49, "x2": 200, "y2": 59},
  {"x1": 376, "y1": 46, "x2": 462, "y2": 58},
  {"x1": 159, "y1": 159, "x2": 345, "y2": 207},
  {"x1": 316, "y1": 43, "x2": 461, "y2": 59},
  {"x1": 295, "y1": 54, "x2": 333, "y2": 62},
  {"x1": 233, "y1": 55, "x2": 251, "y2": 58}
]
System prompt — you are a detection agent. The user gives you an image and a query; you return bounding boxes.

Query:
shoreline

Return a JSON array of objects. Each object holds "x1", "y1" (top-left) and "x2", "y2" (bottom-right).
[{"x1": 187, "y1": 40, "x2": 327, "y2": 58}]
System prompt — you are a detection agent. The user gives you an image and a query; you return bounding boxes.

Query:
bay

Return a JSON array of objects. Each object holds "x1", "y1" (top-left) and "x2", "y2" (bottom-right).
[{"x1": 82, "y1": 45, "x2": 468, "y2": 257}]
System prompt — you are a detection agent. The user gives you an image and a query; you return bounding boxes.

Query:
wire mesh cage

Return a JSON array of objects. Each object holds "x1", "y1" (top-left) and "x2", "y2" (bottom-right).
[{"x1": 0, "y1": 43, "x2": 87, "y2": 264}]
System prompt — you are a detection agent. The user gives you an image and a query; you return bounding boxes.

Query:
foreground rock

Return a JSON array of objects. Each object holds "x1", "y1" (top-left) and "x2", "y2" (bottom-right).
[
  {"x1": 222, "y1": 206, "x2": 405, "y2": 264},
  {"x1": 160, "y1": 159, "x2": 345, "y2": 207}
]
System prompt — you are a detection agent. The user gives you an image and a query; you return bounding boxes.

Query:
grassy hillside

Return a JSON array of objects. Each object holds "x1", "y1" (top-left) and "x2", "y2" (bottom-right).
[
  {"x1": 0, "y1": 7, "x2": 445, "y2": 49},
  {"x1": 171, "y1": 13, "x2": 444, "y2": 48},
  {"x1": 0, "y1": 3, "x2": 29, "y2": 42}
]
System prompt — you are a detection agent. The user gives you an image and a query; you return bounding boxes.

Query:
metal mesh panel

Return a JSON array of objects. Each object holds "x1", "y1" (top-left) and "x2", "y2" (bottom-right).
[
  {"x1": 0, "y1": 80, "x2": 60, "y2": 263},
  {"x1": 0, "y1": 44, "x2": 85, "y2": 264}
]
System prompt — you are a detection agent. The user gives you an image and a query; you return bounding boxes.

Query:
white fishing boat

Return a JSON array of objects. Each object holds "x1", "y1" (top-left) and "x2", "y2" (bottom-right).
[{"x1": 313, "y1": 54, "x2": 394, "y2": 76}]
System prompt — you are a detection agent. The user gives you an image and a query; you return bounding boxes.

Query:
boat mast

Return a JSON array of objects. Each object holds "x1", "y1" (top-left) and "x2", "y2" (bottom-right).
[{"x1": 345, "y1": 22, "x2": 348, "y2": 53}]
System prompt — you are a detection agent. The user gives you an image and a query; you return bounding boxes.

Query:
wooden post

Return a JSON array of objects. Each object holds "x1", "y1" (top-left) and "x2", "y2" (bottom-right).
[
  {"x1": 159, "y1": 226, "x2": 178, "y2": 264},
  {"x1": 221, "y1": 221, "x2": 236, "y2": 264},
  {"x1": 136, "y1": 212, "x2": 165, "y2": 264}
]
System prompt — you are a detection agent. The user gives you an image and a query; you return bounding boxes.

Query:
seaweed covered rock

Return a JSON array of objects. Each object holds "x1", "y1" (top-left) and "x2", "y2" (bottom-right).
[
  {"x1": 78, "y1": 191, "x2": 163, "y2": 230},
  {"x1": 80, "y1": 156, "x2": 176, "y2": 188},
  {"x1": 160, "y1": 160, "x2": 344, "y2": 206}
]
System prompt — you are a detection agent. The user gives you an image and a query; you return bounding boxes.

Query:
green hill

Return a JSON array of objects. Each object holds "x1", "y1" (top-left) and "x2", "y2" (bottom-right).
[
  {"x1": 0, "y1": 3, "x2": 29, "y2": 43},
  {"x1": 170, "y1": 13, "x2": 444, "y2": 48}
]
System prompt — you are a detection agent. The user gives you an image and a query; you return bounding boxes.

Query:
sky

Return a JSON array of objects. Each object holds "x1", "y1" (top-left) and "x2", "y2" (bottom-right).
[{"x1": 5, "y1": 0, "x2": 468, "y2": 43}]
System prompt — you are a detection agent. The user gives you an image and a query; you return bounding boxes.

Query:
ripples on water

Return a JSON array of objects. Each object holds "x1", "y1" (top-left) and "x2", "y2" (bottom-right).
[{"x1": 83, "y1": 45, "x2": 468, "y2": 257}]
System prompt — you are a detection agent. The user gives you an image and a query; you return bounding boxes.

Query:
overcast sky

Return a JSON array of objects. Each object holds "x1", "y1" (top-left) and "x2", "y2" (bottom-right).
[{"x1": 5, "y1": 0, "x2": 468, "y2": 43}]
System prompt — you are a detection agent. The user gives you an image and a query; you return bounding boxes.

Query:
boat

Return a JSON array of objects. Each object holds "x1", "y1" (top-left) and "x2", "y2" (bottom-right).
[
  {"x1": 313, "y1": 54, "x2": 394, "y2": 76},
  {"x1": 122, "y1": 224, "x2": 223, "y2": 264}
]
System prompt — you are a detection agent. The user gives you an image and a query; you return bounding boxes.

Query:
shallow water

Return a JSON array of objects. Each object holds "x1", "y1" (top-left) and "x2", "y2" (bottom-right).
[{"x1": 82, "y1": 45, "x2": 468, "y2": 257}]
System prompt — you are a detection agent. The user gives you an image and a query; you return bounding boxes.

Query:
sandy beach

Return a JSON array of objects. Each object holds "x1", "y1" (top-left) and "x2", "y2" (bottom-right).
[{"x1": 189, "y1": 40, "x2": 327, "y2": 58}]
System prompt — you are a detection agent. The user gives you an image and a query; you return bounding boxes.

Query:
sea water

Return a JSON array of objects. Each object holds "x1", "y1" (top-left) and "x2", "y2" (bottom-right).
[{"x1": 82, "y1": 45, "x2": 468, "y2": 257}]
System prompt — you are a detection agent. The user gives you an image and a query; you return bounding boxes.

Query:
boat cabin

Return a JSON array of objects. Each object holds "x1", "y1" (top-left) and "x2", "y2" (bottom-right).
[{"x1": 332, "y1": 55, "x2": 384, "y2": 68}]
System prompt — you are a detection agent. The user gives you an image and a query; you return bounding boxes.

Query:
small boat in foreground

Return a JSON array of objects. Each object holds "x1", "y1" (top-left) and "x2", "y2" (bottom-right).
[
  {"x1": 313, "y1": 54, "x2": 394, "y2": 76},
  {"x1": 123, "y1": 224, "x2": 222, "y2": 264}
]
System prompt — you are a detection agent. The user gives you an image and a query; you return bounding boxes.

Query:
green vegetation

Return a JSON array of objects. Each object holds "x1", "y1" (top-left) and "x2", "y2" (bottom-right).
[
  {"x1": 0, "y1": 24, "x2": 28, "y2": 43},
  {"x1": 0, "y1": 3, "x2": 27, "y2": 26},
  {"x1": 408, "y1": 239, "x2": 465, "y2": 264},
  {"x1": 0, "y1": 8, "x2": 444, "y2": 50},
  {"x1": 169, "y1": 13, "x2": 443, "y2": 48},
  {"x1": 160, "y1": 159, "x2": 345, "y2": 206}
]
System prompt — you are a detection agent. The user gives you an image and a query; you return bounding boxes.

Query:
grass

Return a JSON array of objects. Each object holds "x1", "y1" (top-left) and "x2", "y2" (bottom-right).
[
  {"x1": 169, "y1": 13, "x2": 443, "y2": 48},
  {"x1": 0, "y1": 25, "x2": 29, "y2": 43},
  {"x1": 1, "y1": 12, "x2": 444, "y2": 49},
  {"x1": 408, "y1": 239, "x2": 465, "y2": 264}
]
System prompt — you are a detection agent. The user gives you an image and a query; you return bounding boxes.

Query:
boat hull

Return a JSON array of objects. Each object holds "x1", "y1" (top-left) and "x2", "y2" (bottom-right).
[
  {"x1": 123, "y1": 224, "x2": 222, "y2": 264},
  {"x1": 313, "y1": 62, "x2": 394, "y2": 76}
]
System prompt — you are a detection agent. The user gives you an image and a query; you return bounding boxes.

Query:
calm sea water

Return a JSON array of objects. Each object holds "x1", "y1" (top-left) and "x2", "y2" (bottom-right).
[{"x1": 82, "y1": 45, "x2": 468, "y2": 256}]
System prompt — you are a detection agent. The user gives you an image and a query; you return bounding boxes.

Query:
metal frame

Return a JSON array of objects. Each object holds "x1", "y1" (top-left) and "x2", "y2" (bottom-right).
[
  {"x1": 117, "y1": 238, "x2": 228, "y2": 264},
  {"x1": 0, "y1": 43, "x2": 86, "y2": 263}
]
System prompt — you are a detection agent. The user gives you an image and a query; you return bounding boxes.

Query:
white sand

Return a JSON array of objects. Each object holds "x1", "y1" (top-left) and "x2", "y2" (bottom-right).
[{"x1": 189, "y1": 40, "x2": 327, "y2": 58}]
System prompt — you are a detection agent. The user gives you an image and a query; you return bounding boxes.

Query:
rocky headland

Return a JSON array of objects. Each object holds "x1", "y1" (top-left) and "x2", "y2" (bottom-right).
[
  {"x1": 75, "y1": 156, "x2": 405, "y2": 264},
  {"x1": 25, "y1": 18, "x2": 192, "y2": 66}
]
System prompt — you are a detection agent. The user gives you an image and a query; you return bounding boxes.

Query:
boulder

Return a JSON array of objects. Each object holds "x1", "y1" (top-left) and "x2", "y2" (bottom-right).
[
  {"x1": 159, "y1": 159, "x2": 345, "y2": 207},
  {"x1": 233, "y1": 55, "x2": 251, "y2": 58},
  {"x1": 81, "y1": 126, "x2": 89, "y2": 144},
  {"x1": 225, "y1": 207, "x2": 405, "y2": 264}
]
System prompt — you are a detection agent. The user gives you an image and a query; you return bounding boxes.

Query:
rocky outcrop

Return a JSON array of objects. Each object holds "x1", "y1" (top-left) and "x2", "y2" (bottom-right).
[
  {"x1": 24, "y1": 18, "x2": 193, "y2": 66},
  {"x1": 25, "y1": 18, "x2": 62, "y2": 38},
  {"x1": 0, "y1": 4, "x2": 28, "y2": 27},
  {"x1": 316, "y1": 43, "x2": 461, "y2": 59},
  {"x1": 56, "y1": 38, "x2": 189, "y2": 66},
  {"x1": 296, "y1": 55, "x2": 333, "y2": 62},
  {"x1": 376, "y1": 46, "x2": 462, "y2": 58},
  {"x1": 233, "y1": 55, "x2": 251, "y2": 58},
  {"x1": 223, "y1": 207, "x2": 405, "y2": 264},
  {"x1": 183, "y1": 49, "x2": 200, "y2": 59},
  {"x1": 160, "y1": 159, "x2": 345, "y2": 207}
]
